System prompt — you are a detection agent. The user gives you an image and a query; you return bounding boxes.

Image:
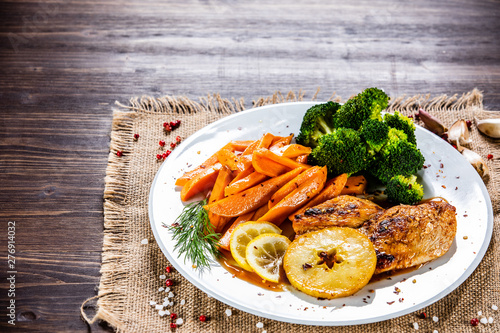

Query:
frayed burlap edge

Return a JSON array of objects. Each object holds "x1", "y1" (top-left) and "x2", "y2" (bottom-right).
[{"x1": 83, "y1": 88, "x2": 499, "y2": 332}]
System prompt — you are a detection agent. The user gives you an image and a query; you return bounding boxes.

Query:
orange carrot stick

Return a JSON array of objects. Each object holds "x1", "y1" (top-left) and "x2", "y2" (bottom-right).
[
  {"x1": 340, "y1": 175, "x2": 367, "y2": 195},
  {"x1": 224, "y1": 171, "x2": 269, "y2": 196},
  {"x1": 204, "y1": 168, "x2": 303, "y2": 217},
  {"x1": 180, "y1": 163, "x2": 221, "y2": 201},
  {"x1": 217, "y1": 211, "x2": 254, "y2": 251},
  {"x1": 257, "y1": 166, "x2": 327, "y2": 225}
]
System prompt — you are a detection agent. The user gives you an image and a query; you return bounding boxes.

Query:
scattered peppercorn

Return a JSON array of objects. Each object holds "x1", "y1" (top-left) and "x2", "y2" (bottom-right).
[
  {"x1": 170, "y1": 142, "x2": 176, "y2": 149},
  {"x1": 419, "y1": 312, "x2": 427, "y2": 319},
  {"x1": 466, "y1": 120, "x2": 472, "y2": 128},
  {"x1": 156, "y1": 154, "x2": 163, "y2": 160},
  {"x1": 164, "y1": 123, "x2": 172, "y2": 131},
  {"x1": 470, "y1": 318, "x2": 479, "y2": 326},
  {"x1": 165, "y1": 279, "x2": 174, "y2": 287},
  {"x1": 170, "y1": 323, "x2": 177, "y2": 329},
  {"x1": 487, "y1": 154, "x2": 493, "y2": 160},
  {"x1": 133, "y1": 133, "x2": 140, "y2": 140},
  {"x1": 116, "y1": 151, "x2": 123, "y2": 157},
  {"x1": 176, "y1": 136, "x2": 182, "y2": 143},
  {"x1": 162, "y1": 152, "x2": 168, "y2": 159},
  {"x1": 159, "y1": 140, "x2": 165, "y2": 147},
  {"x1": 170, "y1": 313, "x2": 177, "y2": 320},
  {"x1": 199, "y1": 315, "x2": 207, "y2": 322},
  {"x1": 165, "y1": 266, "x2": 172, "y2": 273}
]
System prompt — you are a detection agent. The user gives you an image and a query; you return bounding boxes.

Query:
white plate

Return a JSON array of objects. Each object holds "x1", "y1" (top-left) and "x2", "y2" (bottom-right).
[{"x1": 148, "y1": 102, "x2": 493, "y2": 325}]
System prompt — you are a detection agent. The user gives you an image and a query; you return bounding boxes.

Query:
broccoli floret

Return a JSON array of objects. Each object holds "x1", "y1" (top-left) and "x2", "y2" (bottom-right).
[
  {"x1": 333, "y1": 88, "x2": 389, "y2": 130},
  {"x1": 310, "y1": 128, "x2": 370, "y2": 176},
  {"x1": 385, "y1": 175, "x2": 424, "y2": 205},
  {"x1": 384, "y1": 111, "x2": 417, "y2": 145},
  {"x1": 359, "y1": 118, "x2": 390, "y2": 154},
  {"x1": 296, "y1": 101, "x2": 341, "y2": 148},
  {"x1": 370, "y1": 128, "x2": 425, "y2": 183}
]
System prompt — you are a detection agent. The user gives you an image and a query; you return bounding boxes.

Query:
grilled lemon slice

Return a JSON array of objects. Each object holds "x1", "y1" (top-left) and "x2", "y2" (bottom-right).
[
  {"x1": 283, "y1": 227, "x2": 376, "y2": 299},
  {"x1": 246, "y1": 234, "x2": 291, "y2": 283},
  {"x1": 230, "y1": 221, "x2": 282, "y2": 271}
]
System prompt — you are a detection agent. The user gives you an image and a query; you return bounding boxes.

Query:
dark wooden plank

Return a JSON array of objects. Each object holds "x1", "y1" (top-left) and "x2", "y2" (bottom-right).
[{"x1": 0, "y1": 0, "x2": 499, "y2": 332}]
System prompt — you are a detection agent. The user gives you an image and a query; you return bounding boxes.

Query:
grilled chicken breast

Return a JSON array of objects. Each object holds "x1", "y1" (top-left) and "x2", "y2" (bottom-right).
[
  {"x1": 359, "y1": 200, "x2": 457, "y2": 274},
  {"x1": 292, "y1": 195, "x2": 384, "y2": 236}
]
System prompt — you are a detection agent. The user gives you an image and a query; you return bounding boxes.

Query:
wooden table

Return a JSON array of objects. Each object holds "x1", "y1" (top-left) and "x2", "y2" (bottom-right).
[{"x1": 1, "y1": 1, "x2": 499, "y2": 332}]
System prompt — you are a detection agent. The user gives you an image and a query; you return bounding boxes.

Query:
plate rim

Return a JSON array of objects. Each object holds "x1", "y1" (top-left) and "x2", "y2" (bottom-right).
[{"x1": 148, "y1": 101, "x2": 494, "y2": 326}]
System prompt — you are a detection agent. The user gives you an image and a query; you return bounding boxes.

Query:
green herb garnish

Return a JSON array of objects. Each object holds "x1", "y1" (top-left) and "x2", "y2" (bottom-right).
[{"x1": 165, "y1": 199, "x2": 221, "y2": 270}]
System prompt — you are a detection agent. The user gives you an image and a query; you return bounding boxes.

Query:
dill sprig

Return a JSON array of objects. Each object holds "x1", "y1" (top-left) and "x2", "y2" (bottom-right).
[{"x1": 165, "y1": 199, "x2": 221, "y2": 271}]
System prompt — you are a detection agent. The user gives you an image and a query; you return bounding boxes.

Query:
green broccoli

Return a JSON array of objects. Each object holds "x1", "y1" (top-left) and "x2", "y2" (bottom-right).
[
  {"x1": 369, "y1": 128, "x2": 425, "y2": 183},
  {"x1": 359, "y1": 118, "x2": 390, "y2": 154},
  {"x1": 333, "y1": 87, "x2": 389, "y2": 130},
  {"x1": 385, "y1": 174, "x2": 424, "y2": 205},
  {"x1": 384, "y1": 111, "x2": 417, "y2": 145},
  {"x1": 296, "y1": 101, "x2": 341, "y2": 148},
  {"x1": 310, "y1": 128, "x2": 370, "y2": 176}
]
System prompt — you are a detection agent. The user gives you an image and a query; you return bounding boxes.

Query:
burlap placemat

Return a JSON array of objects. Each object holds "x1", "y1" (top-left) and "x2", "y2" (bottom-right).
[{"x1": 83, "y1": 89, "x2": 499, "y2": 332}]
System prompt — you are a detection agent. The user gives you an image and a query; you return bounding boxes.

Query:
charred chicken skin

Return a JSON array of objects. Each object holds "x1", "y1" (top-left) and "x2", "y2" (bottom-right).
[
  {"x1": 291, "y1": 195, "x2": 384, "y2": 236},
  {"x1": 359, "y1": 200, "x2": 457, "y2": 274}
]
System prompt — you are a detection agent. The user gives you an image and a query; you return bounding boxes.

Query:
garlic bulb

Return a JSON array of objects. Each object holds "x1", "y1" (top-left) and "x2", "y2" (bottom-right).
[
  {"x1": 458, "y1": 146, "x2": 490, "y2": 178},
  {"x1": 448, "y1": 119, "x2": 472, "y2": 147},
  {"x1": 417, "y1": 108, "x2": 448, "y2": 136},
  {"x1": 476, "y1": 118, "x2": 500, "y2": 138}
]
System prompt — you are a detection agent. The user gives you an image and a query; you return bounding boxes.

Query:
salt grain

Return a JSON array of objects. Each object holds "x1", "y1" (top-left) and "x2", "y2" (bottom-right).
[
  {"x1": 433, "y1": 330, "x2": 438, "y2": 333},
  {"x1": 158, "y1": 310, "x2": 166, "y2": 316},
  {"x1": 159, "y1": 275, "x2": 166, "y2": 279},
  {"x1": 488, "y1": 317, "x2": 494, "y2": 323},
  {"x1": 413, "y1": 322, "x2": 419, "y2": 330},
  {"x1": 155, "y1": 304, "x2": 163, "y2": 310},
  {"x1": 176, "y1": 318, "x2": 184, "y2": 325},
  {"x1": 225, "y1": 309, "x2": 232, "y2": 316},
  {"x1": 164, "y1": 287, "x2": 170, "y2": 293},
  {"x1": 169, "y1": 301, "x2": 174, "y2": 306},
  {"x1": 480, "y1": 317, "x2": 488, "y2": 324},
  {"x1": 492, "y1": 305, "x2": 498, "y2": 311},
  {"x1": 262, "y1": 331, "x2": 267, "y2": 333},
  {"x1": 256, "y1": 322, "x2": 264, "y2": 328},
  {"x1": 478, "y1": 310, "x2": 482, "y2": 316},
  {"x1": 149, "y1": 301, "x2": 156, "y2": 306},
  {"x1": 141, "y1": 238, "x2": 148, "y2": 245},
  {"x1": 180, "y1": 299, "x2": 186, "y2": 305},
  {"x1": 162, "y1": 301, "x2": 169, "y2": 307},
  {"x1": 158, "y1": 287, "x2": 164, "y2": 292},
  {"x1": 168, "y1": 292, "x2": 175, "y2": 298},
  {"x1": 432, "y1": 316, "x2": 438, "y2": 322}
]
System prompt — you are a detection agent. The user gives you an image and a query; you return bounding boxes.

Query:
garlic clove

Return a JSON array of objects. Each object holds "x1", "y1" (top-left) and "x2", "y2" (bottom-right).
[
  {"x1": 417, "y1": 108, "x2": 448, "y2": 136},
  {"x1": 476, "y1": 118, "x2": 500, "y2": 138},
  {"x1": 457, "y1": 146, "x2": 490, "y2": 178},
  {"x1": 448, "y1": 119, "x2": 472, "y2": 147}
]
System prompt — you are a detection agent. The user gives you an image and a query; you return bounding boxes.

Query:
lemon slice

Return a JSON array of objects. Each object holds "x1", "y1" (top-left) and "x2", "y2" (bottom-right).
[
  {"x1": 283, "y1": 227, "x2": 376, "y2": 299},
  {"x1": 246, "y1": 234, "x2": 291, "y2": 283},
  {"x1": 229, "y1": 221, "x2": 282, "y2": 271}
]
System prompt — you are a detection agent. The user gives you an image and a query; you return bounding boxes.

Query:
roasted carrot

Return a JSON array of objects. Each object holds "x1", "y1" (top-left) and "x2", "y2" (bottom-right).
[
  {"x1": 230, "y1": 140, "x2": 254, "y2": 152},
  {"x1": 269, "y1": 134, "x2": 294, "y2": 150},
  {"x1": 252, "y1": 153, "x2": 290, "y2": 177},
  {"x1": 175, "y1": 142, "x2": 232, "y2": 186},
  {"x1": 289, "y1": 173, "x2": 349, "y2": 220},
  {"x1": 204, "y1": 167, "x2": 303, "y2": 217},
  {"x1": 224, "y1": 171, "x2": 269, "y2": 196},
  {"x1": 272, "y1": 144, "x2": 312, "y2": 159},
  {"x1": 207, "y1": 165, "x2": 234, "y2": 231},
  {"x1": 180, "y1": 163, "x2": 221, "y2": 201},
  {"x1": 217, "y1": 211, "x2": 254, "y2": 251},
  {"x1": 217, "y1": 148, "x2": 240, "y2": 171},
  {"x1": 295, "y1": 154, "x2": 308, "y2": 164},
  {"x1": 251, "y1": 204, "x2": 270, "y2": 220},
  {"x1": 254, "y1": 148, "x2": 310, "y2": 171},
  {"x1": 257, "y1": 133, "x2": 275, "y2": 149},
  {"x1": 340, "y1": 175, "x2": 367, "y2": 195},
  {"x1": 269, "y1": 166, "x2": 323, "y2": 209},
  {"x1": 257, "y1": 166, "x2": 327, "y2": 226}
]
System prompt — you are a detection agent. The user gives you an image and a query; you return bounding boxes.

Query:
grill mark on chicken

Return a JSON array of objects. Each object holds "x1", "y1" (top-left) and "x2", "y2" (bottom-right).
[{"x1": 292, "y1": 195, "x2": 384, "y2": 236}]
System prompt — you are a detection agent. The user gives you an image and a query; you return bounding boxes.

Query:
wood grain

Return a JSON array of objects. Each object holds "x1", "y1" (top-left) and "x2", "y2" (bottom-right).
[{"x1": 0, "y1": 0, "x2": 499, "y2": 331}]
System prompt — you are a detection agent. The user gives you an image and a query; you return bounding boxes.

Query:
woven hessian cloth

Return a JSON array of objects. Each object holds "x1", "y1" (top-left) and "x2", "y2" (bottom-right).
[{"x1": 87, "y1": 89, "x2": 499, "y2": 332}]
